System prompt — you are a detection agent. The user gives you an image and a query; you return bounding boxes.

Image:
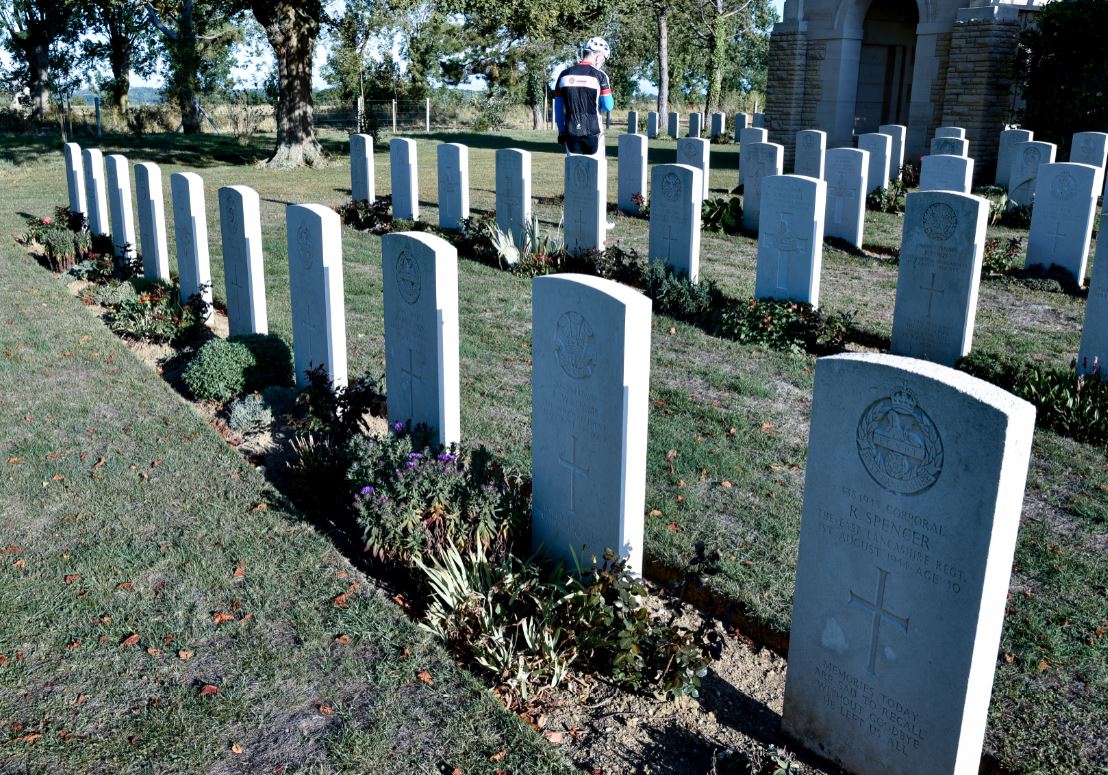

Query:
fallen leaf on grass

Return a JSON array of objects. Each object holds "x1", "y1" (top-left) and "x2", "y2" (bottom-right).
[
  {"x1": 90, "y1": 457, "x2": 106, "y2": 470},
  {"x1": 665, "y1": 522, "x2": 681, "y2": 533},
  {"x1": 51, "y1": 474, "x2": 64, "y2": 481},
  {"x1": 416, "y1": 670, "x2": 433, "y2": 686},
  {"x1": 7, "y1": 457, "x2": 22, "y2": 465},
  {"x1": 0, "y1": 655, "x2": 7, "y2": 665},
  {"x1": 760, "y1": 422, "x2": 776, "y2": 432},
  {"x1": 3, "y1": 546, "x2": 22, "y2": 554},
  {"x1": 1038, "y1": 661, "x2": 1049, "y2": 671},
  {"x1": 64, "y1": 574, "x2": 81, "y2": 585},
  {"x1": 13, "y1": 559, "x2": 25, "y2": 569},
  {"x1": 489, "y1": 750, "x2": 507, "y2": 762},
  {"x1": 212, "y1": 612, "x2": 235, "y2": 625},
  {"x1": 76, "y1": 694, "x2": 85, "y2": 705},
  {"x1": 318, "y1": 705, "x2": 332, "y2": 715},
  {"x1": 231, "y1": 742, "x2": 244, "y2": 754},
  {"x1": 250, "y1": 502, "x2": 268, "y2": 512},
  {"x1": 720, "y1": 481, "x2": 733, "y2": 488},
  {"x1": 543, "y1": 731, "x2": 564, "y2": 744},
  {"x1": 146, "y1": 647, "x2": 159, "y2": 656},
  {"x1": 9, "y1": 733, "x2": 41, "y2": 744},
  {"x1": 199, "y1": 684, "x2": 220, "y2": 696},
  {"x1": 116, "y1": 582, "x2": 133, "y2": 590},
  {"x1": 232, "y1": 567, "x2": 246, "y2": 578},
  {"x1": 332, "y1": 593, "x2": 350, "y2": 608},
  {"x1": 334, "y1": 635, "x2": 351, "y2": 645},
  {"x1": 119, "y1": 633, "x2": 140, "y2": 648},
  {"x1": 67, "y1": 640, "x2": 80, "y2": 649},
  {"x1": 335, "y1": 571, "x2": 348, "y2": 579},
  {"x1": 177, "y1": 650, "x2": 193, "y2": 660},
  {"x1": 649, "y1": 509, "x2": 662, "y2": 517},
  {"x1": 665, "y1": 449, "x2": 677, "y2": 462}
]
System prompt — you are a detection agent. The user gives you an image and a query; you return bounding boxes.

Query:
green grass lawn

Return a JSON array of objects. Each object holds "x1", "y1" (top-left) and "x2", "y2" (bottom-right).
[{"x1": 1, "y1": 127, "x2": 1105, "y2": 773}]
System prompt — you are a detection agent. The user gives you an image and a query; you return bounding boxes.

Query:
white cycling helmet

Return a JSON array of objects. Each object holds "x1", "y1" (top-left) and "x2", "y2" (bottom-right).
[{"x1": 583, "y1": 37, "x2": 611, "y2": 60}]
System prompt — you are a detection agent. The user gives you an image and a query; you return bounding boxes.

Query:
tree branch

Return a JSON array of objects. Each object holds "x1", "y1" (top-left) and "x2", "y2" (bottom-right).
[{"x1": 143, "y1": 2, "x2": 177, "y2": 40}]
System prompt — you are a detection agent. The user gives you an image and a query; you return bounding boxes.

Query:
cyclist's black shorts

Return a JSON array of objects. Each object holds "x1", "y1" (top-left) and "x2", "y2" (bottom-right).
[{"x1": 565, "y1": 136, "x2": 600, "y2": 156}]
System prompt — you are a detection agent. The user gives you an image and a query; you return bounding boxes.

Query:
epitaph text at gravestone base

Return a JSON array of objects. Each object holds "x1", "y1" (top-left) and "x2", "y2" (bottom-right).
[
  {"x1": 437, "y1": 143, "x2": 469, "y2": 231},
  {"x1": 531, "y1": 274, "x2": 652, "y2": 575},
  {"x1": 134, "y1": 162, "x2": 170, "y2": 282},
  {"x1": 170, "y1": 171, "x2": 213, "y2": 312},
  {"x1": 890, "y1": 191, "x2": 989, "y2": 366},
  {"x1": 648, "y1": 164, "x2": 702, "y2": 283},
  {"x1": 617, "y1": 133, "x2": 648, "y2": 216},
  {"x1": 755, "y1": 174, "x2": 826, "y2": 307},
  {"x1": 287, "y1": 203, "x2": 348, "y2": 390},
  {"x1": 824, "y1": 148, "x2": 869, "y2": 249},
  {"x1": 382, "y1": 231, "x2": 460, "y2": 446},
  {"x1": 783, "y1": 352, "x2": 1035, "y2": 775},
  {"x1": 496, "y1": 148, "x2": 532, "y2": 248},
  {"x1": 219, "y1": 185, "x2": 268, "y2": 336},
  {"x1": 1025, "y1": 162, "x2": 1099, "y2": 287}
]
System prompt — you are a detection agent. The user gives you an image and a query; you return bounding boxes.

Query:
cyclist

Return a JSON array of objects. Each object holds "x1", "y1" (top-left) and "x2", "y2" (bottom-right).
[{"x1": 553, "y1": 37, "x2": 615, "y2": 159}]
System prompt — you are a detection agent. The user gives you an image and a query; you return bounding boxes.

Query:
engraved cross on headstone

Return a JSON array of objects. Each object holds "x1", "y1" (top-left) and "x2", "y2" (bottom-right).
[
  {"x1": 443, "y1": 170, "x2": 459, "y2": 194},
  {"x1": 829, "y1": 171, "x2": 855, "y2": 225},
  {"x1": 558, "y1": 435, "x2": 589, "y2": 516},
  {"x1": 1047, "y1": 223, "x2": 1067, "y2": 256},
  {"x1": 658, "y1": 221, "x2": 679, "y2": 260},
  {"x1": 849, "y1": 566, "x2": 909, "y2": 677},
  {"x1": 765, "y1": 213, "x2": 808, "y2": 291},
  {"x1": 399, "y1": 347, "x2": 423, "y2": 417},
  {"x1": 920, "y1": 272, "x2": 945, "y2": 317}
]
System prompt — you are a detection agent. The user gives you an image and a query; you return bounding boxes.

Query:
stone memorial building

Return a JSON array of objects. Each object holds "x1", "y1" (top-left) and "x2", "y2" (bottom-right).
[{"x1": 766, "y1": 0, "x2": 1047, "y2": 175}]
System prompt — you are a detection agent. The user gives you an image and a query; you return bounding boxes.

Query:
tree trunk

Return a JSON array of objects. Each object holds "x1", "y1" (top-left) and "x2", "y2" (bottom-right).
[
  {"x1": 531, "y1": 101, "x2": 544, "y2": 131},
  {"x1": 252, "y1": 1, "x2": 325, "y2": 168},
  {"x1": 657, "y1": 9, "x2": 669, "y2": 118},
  {"x1": 108, "y1": 20, "x2": 131, "y2": 111},
  {"x1": 28, "y1": 41, "x2": 50, "y2": 120},
  {"x1": 176, "y1": 1, "x2": 202, "y2": 134},
  {"x1": 704, "y1": 0, "x2": 727, "y2": 115}
]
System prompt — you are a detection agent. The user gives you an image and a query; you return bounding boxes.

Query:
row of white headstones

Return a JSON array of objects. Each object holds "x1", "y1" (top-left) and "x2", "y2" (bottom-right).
[{"x1": 59, "y1": 135, "x2": 1092, "y2": 775}]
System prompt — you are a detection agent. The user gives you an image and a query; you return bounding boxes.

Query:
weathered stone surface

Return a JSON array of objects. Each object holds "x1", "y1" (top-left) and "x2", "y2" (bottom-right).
[
  {"x1": 627, "y1": 110, "x2": 639, "y2": 134},
  {"x1": 742, "y1": 142, "x2": 784, "y2": 232},
  {"x1": 134, "y1": 162, "x2": 170, "y2": 282},
  {"x1": 858, "y1": 133, "x2": 892, "y2": 192},
  {"x1": 879, "y1": 124, "x2": 907, "y2": 180},
  {"x1": 824, "y1": 147, "x2": 869, "y2": 249},
  {"x1": 218, "y1": 185, "x2": 268, "y2": 336},
  {"x1": 350, "y1": 133, "x2": 375, "y2": 202},
  {"x1": 437, "y1": 143, "x2": 469, "y2": 231},
  {"x1": 995, "y1": 129, "x2": 1032, "y2": 189},
  {"x1": 1078, "y1": 213, "x2": 1108, "y2": 378},
  {"x1": 1069, "y1": 131, "x2": 1108, "y2": 194},
  {"x1": 170, "y1": 172, "x2": 212, "y2": 312},
  {"x1": 617, "y1": 133, "x2": 648, "y2": 215},
  {"x1": 63, "y1": 143, "x2": 86, "y2": 216},
  {"x1": 930, "y1": 137, "x2": 969, "y2": 157},
  {"x1": 390, "y1": 138, "x2": 419, "y2": 220},
  {"x1": 105, "y1": 154, "x2": 137, "y2": 260},
  {"x1": 1008, "y1": 141, "x2": 1056, "y2": 207},
  {"x1": 919, "y1": 155, "x2": 974, "y2": 194},
  {"x1": 1025, "y1": 162, "x2": 1099, "y2": 287},
  {"x1": 82, "y1": 148, "x2": 110, "y2": 237},
  {"x1": 794, "y1": 130, "x2": 826, "y2": 179},
  {"x1": 755, "y1": 174, "x2": 826, "y2": 306},
  {"x1": 495, "y1": 148, "x2": 532, "y2": 247},
  {"x1": 648, "y1": 163, "x2": 703, "y2": 282},
  {"x1": 668, "y1": 112, "x2": 681, "y2": 139},
  {"x1": 563, "y1": 155, "x2": 605, "y2": 255},
  {"x1": 677, "y1": 137, "x2": 711, "y2": 199},
  {"x1": 647, "y1": 112, "x2": 660, "y2": 139}
]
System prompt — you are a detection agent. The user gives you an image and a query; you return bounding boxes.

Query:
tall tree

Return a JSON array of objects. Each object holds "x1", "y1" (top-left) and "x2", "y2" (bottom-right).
[
  {"x1": 145, "y1": 0, "x2": 239, "y2": 133},
  {"x1": 0, "y1": 0, "x2": 81, "y2": 119},
  {"x1": 82, "y1": 0, "x2": 157, "y2": 111},
  {"x1": 247, "y1": 0, "x2": 326, "y2": 168},
  {"x1": 686, "y1": 0, "x2": 772, "y2": 114}
]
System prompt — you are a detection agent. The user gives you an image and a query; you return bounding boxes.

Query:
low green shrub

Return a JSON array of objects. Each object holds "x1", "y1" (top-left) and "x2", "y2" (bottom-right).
[
  {"x1": 630, "y1": 191, "x2": 649, "y2": 218},
  {"x1": 108, "y1": 281, "x2": 207, "y2": 343},
  {"x1": 701, "y1": 197, "x2": 744, "y2": 234},
  {"x1": 899, "y1": 160, "x2": 920, "y2": 189},
  {"x1": 982, "y1": 237, "x2": 1024, "y2": 275},
  {"x1": 866, "y1": 179, "x2": 908, "y2": 214},
  {"x1": 973, "y1": 185, "x2": 1009, "y2": 225},
  {"x1": 336, "y1": 195, "x2": 393, "y2": 234},
  {"x1": 182, "y1": 333, "x2": 293, "y2": 402},
  {"x1": 1001, "y1": 202, "x2": 1033, "y2": 229},
  {"x1": 92, "y1": 281, "x2": 137, "y2": 308},
  {"x1": 259, "y1": 385, "x2": 297, "y2": 416},
  {"x1": 715, "y1": 297, "x2": 854, "y2": 354},
  {"x1": 227, "y1": 393, "x2": 274, "y2": 433}
]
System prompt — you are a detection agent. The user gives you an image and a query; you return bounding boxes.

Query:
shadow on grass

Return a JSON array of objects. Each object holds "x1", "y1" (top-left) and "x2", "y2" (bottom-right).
[{"x1": 0, "y1": 131, "x2": 275, "y2": 169}]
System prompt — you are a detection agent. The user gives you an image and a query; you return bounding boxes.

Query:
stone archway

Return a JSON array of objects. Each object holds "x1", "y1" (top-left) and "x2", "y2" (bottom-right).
[{"x1": 854, "y1": 0, "x2": 918, "y2": 134}]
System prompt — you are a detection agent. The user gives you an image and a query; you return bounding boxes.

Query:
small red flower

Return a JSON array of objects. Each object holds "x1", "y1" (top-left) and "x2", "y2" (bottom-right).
[{"x1": 42, "y1": 216, "x2": 53, "y2": 225}]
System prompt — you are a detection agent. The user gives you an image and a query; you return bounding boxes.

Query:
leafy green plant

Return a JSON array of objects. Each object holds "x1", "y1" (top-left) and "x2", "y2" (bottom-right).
[
  {"x1": 336, "y1": 195, "x2": 393, "y2": 234},
  {"x1": 866, "y1": 178, "x2": 908, "y2": 214},
  {"x1": 108, "y1": 281, "x2": 207, "y2": 343},
  {"x1": 715, "y1": 297, "x2": 854, "y2": 355},
  {"x1": 182, "y1": 333, "x2": 294, "y2": 402},
  {"x1": 227, "y1": 393, "x2": 274, "y2": 433},
  {"x1": 643, "y1": 261, "x2": 718, "y2": 323},
  {"x1": 974, "y1": 185, "x2": 1010, "y2": 225},
  {"x1": 1001, "y1": 202, "x2": 1034, "y2": 229},
  {"x1": 899, "y1": 160, "x2": 920, "y2": 189},
  {"x1": 630, "y1": 191, "x2": 649, "y2": 219},
  {"x1": 92, "y1": 281, "x2": 137, "y2": 308},
  {"x1": 259, "y1": 385, "x2": 297, "y2": 416},
  {"x1": 701, "y1": 197, "x2": 744, "y2": 233},
  {"x1": 982, "y1": 237, "x2": 1024, "y2": 275}
]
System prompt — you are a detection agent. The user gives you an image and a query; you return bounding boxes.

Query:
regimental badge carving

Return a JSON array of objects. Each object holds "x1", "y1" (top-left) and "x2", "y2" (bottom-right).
[
  {"x1": 553, "y1": 311, "x2": 596, "y2": 379},
  {"x1": 681, "y1": 143, "x2": 698, "y2": 161},
  {"x1": 296, "y1": 222, "x2": 314, "y2": 270},
  {"x1": 395, "y1": 249, "x2": 421, "y2": 304},
  {"x1": 856, "y1": 388, "x2": 943, "y2": 495},
  {"x1": 803, "y1": 133, "x2": 817, "y2": 150},
  {"x1": 572, "y1": 158, "x2": 589, "y2": 188},
  {"x1": 661, "y1": 172, "x2": 682, "y2": 202},
  {"x1": 1051, "y1": 171, "x2": 1076, "y2": 201},
  {"x1": 1022, "y1": 145, "x2": 1042, "y2": 168},
  {"x1": 922, "y1": 202, "x2": 957, "y2": 241}
]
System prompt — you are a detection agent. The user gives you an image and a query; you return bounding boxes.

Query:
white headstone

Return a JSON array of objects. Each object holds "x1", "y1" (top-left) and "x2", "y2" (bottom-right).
[
  {"x1": 1069, "y1": 131, "x2": 1108, "y2": 194},
  {"x1": 218, "y1": 185, "x2": 267, "y2": 337},
  {"x1": 677, "y1": 137, "x2": 711, "y2": 199},
  {"x1": 563, "y1": 155, "x2": 605, "y2": 255},
  {"x1": 824, "y1": 147, "x2": 869, "y2": 249},
  {"x1": 753, "y1": 112, "x2": 765, "y2": 128},
  {"x1": 617, "y1": 133, "x2": 648, "y2": 215},
  {"x1": 1025, "y1": 162, "x2": 1099, "y2": 287},
  {"x1": 733, "y1": 112, "x2": 750, "y2": 142},
  {"x1": 648, "y1": 163, "x2": 703, "y2": 282},
  {"x1": 382, "y1": 231, "x2": 460, "y2": 446},
  {"x1": 755, "y1": 174, "x2": 826, "y2": 307},
  {"x1": 437, "y1": 142, "x2": 469, "y2": 231},
  {"x1": 105, "y1": 154, "x2": 137, "y2": 261},
  {"x1": 890, "y1": 190, "x2": 989, "y2": 366},
  {"x1": 783, "y1": 352, "x2": 1035, "y2": 775},
  {"x1": 63, "y1": 143, "x2": 86, "y2": 217},
  {"x1": 134, "y1": 162, "x2": 170, "y2": 282},
  {"x1": 742, "y1": 142, "x2": 784, "y2": 232},
  {"x1": 879, "y1": 124, "x2": 907, "y2": 180},
  {"x1": 688, "y1": 112, "x2": 703, "y2": 138},
  {"x1": 858, "y1": 133, "x2": 892, "y2": 192},
  {"x1": 930, "y1": 137, "x2": 969, "y2": 158},
  {"x1": 647, "y1": 112, "x2": 659, "y2": 139},
  {"x1": 934, "y1": 126, "x2": 966, "y2": 139},
  {"x1": 739, "y1": 127, "x2": 769, "y2": 185},
  {"x1": 919, "y1": 155, "x2": 974, "y2": 194},
  {"x1": 286, "y1": 204, "x2": 348, "y2": 390},
  {"x1": 667, "y1": 112, "x2": 680, "y2": 139},
  {"x1": 389, "y1": 138, "x2": 419, "y2": 220},
  {"x1": 531, "y1": 274, "x2": 652, "y2": 574},
  {"x1": 627, "y1": 110, "x2": 639, "y2": 134},
  {"x1": 794, "y1": 130, "x2": 827, "y2": 180},
  {"x1": 495, "y1": 148, "x2": 532, "y2": 248},
  {"x1": 82, "y1": 148, "x2": 109, "y2": 237},
  {"x1": 1077, "y1": 214, "x2": 1108, "y2": 377},
  {"x1": 1008, "y1": 141, "x2": 1057, "y2": 207},
  {"x1": 169, "y1": 172, "x2": 212, "y2": 311},
  {"x1": 350, "y1": 133, "x2": 375, "y2": 203},
  {"x1": 995, "y1": 128, "x2": 1032, "y2": 189},
  {"x1": 710, "y1": 112, "x2": 726, "y2": 139}
]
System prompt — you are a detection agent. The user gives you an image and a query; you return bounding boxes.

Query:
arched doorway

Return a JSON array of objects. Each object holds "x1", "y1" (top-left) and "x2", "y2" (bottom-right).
[{"x1": 854, "y1": 0, "x2": 918, "y2": 133}]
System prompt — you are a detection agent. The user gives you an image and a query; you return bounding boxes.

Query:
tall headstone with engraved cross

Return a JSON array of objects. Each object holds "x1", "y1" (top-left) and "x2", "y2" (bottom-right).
[
  {"x1": 82, "y1": 148, "x2": 110, "y2": 237},
  {"x1": 63, "y1": 143, "x2": 86, "y2": 217},
  {"x1": 382, "y1": 231, "x2": 460, "y2": 446},
  {"x1": 350, "y1": 133, "x2": 375, "y2": 202},
  {"x1": 676, "y1": 137, "x2": 710, "y2": 199},
  {"x1": 1025, "y1": 162, "x2": 1099, "y2": 287},
  {"x1": 170, "y1": 172, "x2": 213, "y2": 313},
  {"x1": 742, "y1": 142, "x2": 784, "y2": 232},
  {"x1": 134, "y1": 162, "x2": 170, "y2": 282},
  {"x1": 563, "y1": 155, "x2": 605, "y2": 255},
  {"x1": 219, "y1": 185, "x2": 268, "y2": 336},
  {"x1": 648, "y1": 164, "x2": 703, "y2": 282},
  {"x1": 437, "y1": 142, "x2": 469, "y2": 231},
  {"x1": 495, "y1": 148, "x2": 532, "y2": 248},
  {"x1": 105, "y1": 154, "x2": 137, "y2": 261},
  {"x1": 823, "y1": 147, "x2": 869, "y2": 250},
  {"x1": 531, "y1": 274, "x2": 652, "y2": 575},
  {"x1": 783, "y1": 352, "x2": 1035, "y2": 775},
  {"x1": 390, "y1": 138, "x2": 419, "y2": 220},
  {"x1": 286, "y1": 204, "x2": 348, "y2": 390},
  {"x1": 890, "y1": 191, "x2": 989, "y2": 366},
  {"x1": 617, "y1": 133, "x2": 648, "y2": 215},
  {"x1": 755, "y1": 174, "x2": 827, "y2": 307}
]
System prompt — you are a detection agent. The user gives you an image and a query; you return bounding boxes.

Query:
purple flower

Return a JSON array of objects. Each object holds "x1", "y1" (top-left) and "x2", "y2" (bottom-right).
[
  {"x1": 436, "y1": 453, "x2": 457, "y2": 462},
  {"x1": 408, "y1": 453, "x2": 423, "y2": 460},
  {"x1": 405, "y1": 461, "x2": 418, "y2": 469},
  {"x1": 393, "y1": 422, "x2": 405, "y2": 432},
  {"x1": 360, "y1": 486, "x2": 375, "y2": 496}
]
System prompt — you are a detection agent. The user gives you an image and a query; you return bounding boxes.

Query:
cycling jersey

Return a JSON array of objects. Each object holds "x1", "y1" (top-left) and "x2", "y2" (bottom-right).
[{"x1": 553, "y1": 62, "x2": 614, "y2": 140}]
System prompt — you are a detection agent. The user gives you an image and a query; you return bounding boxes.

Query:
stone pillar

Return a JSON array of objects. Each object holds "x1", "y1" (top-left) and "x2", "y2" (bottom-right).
[
  {"x1": 765, "y1": 19, "x2": 809, "y2": 171},
  {"x1": 907, "y1": 24, "x2": 953, "y2": 163},
  {"x1": 939, "y1": 7, "x2": 1021, "y2": 184}
]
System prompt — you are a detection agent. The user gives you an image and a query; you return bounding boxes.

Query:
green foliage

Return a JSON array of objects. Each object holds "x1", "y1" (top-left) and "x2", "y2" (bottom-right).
[
  {"x1": 259, "y1": 385, "x2": 297, "y2": 416},
  {"x1": 107, "y1": 281, "x2": 206, "y2": 343},
  {"x1": 982, "y1": 237, "x2": 1024, "y2": 275},
  {"x1": 642, "y1": 261, "x2": 717, "y2": 321},
  {"x1": 1017, "y1": 0, "x2": 1108, "y2": 148},
  {"x1": 92, "y1": 281, "x2": 137, "y2": 308},
  {"x1": 715, "y1": 297, "x2": 854, "y2": 355},
  {"x1": 1001, "y1": 202, "x2": 1033, "y2": 229},
  {"x1": 701, "y1": 197, "x2": 743, "y2": 233},
  {"x1": 227, "y1": 393, "x2": 274, "y2": 433},
  {"x1": 21, "y1": 206, "x2": 92, "y2": 271},
  {"x1": 866, "y1": 179, "x2": 908, "y2": 214},
  {"x1": 630, "y1": 191, "x2": 649, "y2": 218},
  {"x1": 337, "y1": 194, "x2": 393, "y2": 234},
  {"x1": 182, "y1": 333, "x2": 293, "y2": 402},
  {"x1": 899, "y1": 161, "x2": 920, "y2": 189},
  {"x1": 468, "y1": 86, "x2": 511, "y2": 132}
]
